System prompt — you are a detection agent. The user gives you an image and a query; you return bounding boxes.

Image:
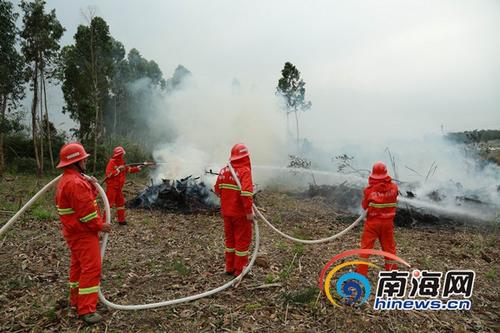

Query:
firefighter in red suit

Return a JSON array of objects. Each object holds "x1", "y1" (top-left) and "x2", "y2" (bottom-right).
[
  {"x1": 214, "y1": 143, "x2": 254, "y2": 277},
  {"x1": 357, "y1": 161, "x2": 399, "y2": 276},
  {"x1": 104, "y1": 146, "x2": 143, "y2": 225},
  {"x1": 55, "y1": 142, "x2": 111, "y2": 324}
]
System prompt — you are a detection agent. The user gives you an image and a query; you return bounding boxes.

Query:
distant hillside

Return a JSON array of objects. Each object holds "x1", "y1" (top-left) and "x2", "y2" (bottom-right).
[
  {"x1": 445, "y1": 129, "x2": 500, "y2": 143},
  {"x1": 445, "y1": 130, "x2": 500, "y2": 166}
]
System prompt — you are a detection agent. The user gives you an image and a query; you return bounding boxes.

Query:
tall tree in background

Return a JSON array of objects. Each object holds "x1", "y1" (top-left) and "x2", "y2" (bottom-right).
[
  {"x1": 20, "y1": 0, "x2": 64, "y2": 175},
  {"x1": 61, "y1": 14, "x2": 124, "y2": 172},
  {"x1": 0, "y1": 0, "x2": 25, "y2": 175},
  {"x1": 276, "y1": 62, "x2": 312, "y2": 150},
  {"x1": 109, "y1": 48, "x2": 166, "y2": 141},
  {"x1": 166, "y1": 65, "x2": 191, "y2": 92}
]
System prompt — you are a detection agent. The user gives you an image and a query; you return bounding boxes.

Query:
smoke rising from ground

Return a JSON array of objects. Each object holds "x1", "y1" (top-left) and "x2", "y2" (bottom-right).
[
  {"x1": 144, "y1": 75, "x2": 500, "y2": 221},
  {"x1": 149, "y1": 76, "x2": 288, "y2": 183},
  {"x1": 58, "y1": 0, "x2": 496, "y2": 220},
  {"x1": 146, "y1": 75, "x2": 499, "y2": 196}
]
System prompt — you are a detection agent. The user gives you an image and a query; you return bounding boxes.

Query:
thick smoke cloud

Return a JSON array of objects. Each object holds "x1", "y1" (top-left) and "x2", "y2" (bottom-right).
[{"x1": 150, "y1": 76, "x2": 288, "y2": 182}]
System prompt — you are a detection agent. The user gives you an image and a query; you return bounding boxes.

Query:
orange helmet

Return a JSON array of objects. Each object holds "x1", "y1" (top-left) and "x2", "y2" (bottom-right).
[
  {"x1": 56, "y1": 142, "x2": 90, "y2": 168},
  {"x1": 370, "y1": 161, "x2": 388, "y2": 179},
  {"x1": 113, "y1": 146, "x2": 126, "y2": 158},
  {"x1": 230, "y1": 143, "x2": 249, "y2": 161}
]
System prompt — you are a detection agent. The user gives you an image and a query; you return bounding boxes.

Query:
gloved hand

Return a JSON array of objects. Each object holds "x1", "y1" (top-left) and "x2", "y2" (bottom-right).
[{"x1": 101, "y1": 223, "x2": 111, "y2": 233}]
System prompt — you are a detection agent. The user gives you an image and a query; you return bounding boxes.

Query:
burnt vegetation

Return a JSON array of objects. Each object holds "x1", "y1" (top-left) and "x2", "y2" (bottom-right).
[{"x1": 127, "y1": 175, "x2": 219, "y2": 213}]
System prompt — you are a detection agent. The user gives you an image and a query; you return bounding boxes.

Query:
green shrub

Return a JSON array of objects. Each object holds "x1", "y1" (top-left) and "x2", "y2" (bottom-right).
[
  {"x1": 169, "y1": 258, "x2": 190, "y2": 276},
  {"x1": 485, "y1": 268, "x2": 497, "y2": 281},
  {"x1": 283, "y1": 286, "x2": 320, "y2": 304},
  {"x1": 32, "y1": 207, "x2": 54, "y2": 220},
  {"x1": 89, "y1": 137, "x2": 153, "y2": 175},
  {"x1": 9, "y1": 157, "x2": 38, "y2": 173}
]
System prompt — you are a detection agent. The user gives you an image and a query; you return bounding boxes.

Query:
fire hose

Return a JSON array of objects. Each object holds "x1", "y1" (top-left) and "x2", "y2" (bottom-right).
[
  {"x1": 0, "y1": 174, "x2": 260, "y2": 311},
  {"x1": 101, "y1": 164, "x2": 365, "y2": 310},
  {"x1": 0, "y1": 175, "x2": 63, "y2": 238},
  {"x1": 98, "y1": 222, "x2": 260, "y2": 310},
  {"x1": 100, "y1": 161, "x2": 166, "y2": 185},
  {"x1": 1, "y1": 165, "x2": 363, "y2": 311},
  {"x1": 227, "y1": 163, "x2": 366, "y2": 244}
]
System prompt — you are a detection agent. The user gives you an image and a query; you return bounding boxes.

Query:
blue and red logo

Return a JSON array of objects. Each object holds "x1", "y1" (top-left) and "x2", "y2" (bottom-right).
[{"x1": 318, "y1": 249, "x2": 411, "y2": 307}]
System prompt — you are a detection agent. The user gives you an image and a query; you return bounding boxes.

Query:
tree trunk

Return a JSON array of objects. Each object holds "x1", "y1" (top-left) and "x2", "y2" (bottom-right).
[
  {"x1": 294, "y1": 110, "x2": 300, "y2": 152},
  {"x1": 286, "y1": 111, "x2": 290, "y2": 138},
  {"x1": 90, "y1": 21, "x2": 99, "y2": 173},
  {"x1": 31, "y1": 62, "x2": 41, "y2": 177},
  {"x1": 39, "y1": 68, "x2": 44, "y2": 173},
  {"x1": 93, "y1": 102, "x2": 99, "y2": 173},
  {"x1": 42, "y1": 74, "x2": 55, "y2": 169},
  {"x1": 113, "y1": 94, "x2": 117, "y2": 135},
  {"x1": 0, "y1": 95, "x2": 7, "y2": 176}
]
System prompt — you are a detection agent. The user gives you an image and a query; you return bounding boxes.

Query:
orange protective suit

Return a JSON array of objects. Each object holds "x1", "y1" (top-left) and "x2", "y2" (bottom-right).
[
  {"x1": 55, "y1": 168, "x2": 104, "y2": 316},
  {"x1": 104, "y1": 156, "x2": 140, "y2": 224},
  {"x1": 214, "y1": 156, "x2": 254, "y2": 276},
  {"x1": 356, "y1": 173, "x2": 399, "y2": 276}
]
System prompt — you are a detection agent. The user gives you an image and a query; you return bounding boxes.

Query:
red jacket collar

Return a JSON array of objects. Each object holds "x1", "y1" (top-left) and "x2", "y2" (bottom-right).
[
  {"x1": 63, "y1": 168, "x2": 83, "y2": 177},
  {"x1": 368, "y1": 175, "x2": 392, "y2": 185},
  {"x1": 230, "y1": 156, "x2": 251, "y2": 169}
]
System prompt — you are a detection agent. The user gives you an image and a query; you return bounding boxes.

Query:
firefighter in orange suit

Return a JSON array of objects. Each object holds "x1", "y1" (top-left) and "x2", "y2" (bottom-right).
[
  {"x1": 104, "y1": 146, "x2": 143, "y2": 225},
  {"x1": 214, "y1": 143, "x2": 254, "y2": 277},
  {"x1": 55, "y1": 142, "x2": 111, "y2": 324},
  {"x1": 357, "y1": 161, "x2": 399, "y2": 276}
]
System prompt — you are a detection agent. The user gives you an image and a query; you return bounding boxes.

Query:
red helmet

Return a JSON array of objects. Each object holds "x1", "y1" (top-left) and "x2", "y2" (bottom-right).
[
  {"x1": 113, "y1": 146, "x2": 126, "y2": 158},
  {"x1": 56, "y1": 142, "x2": 90, "y2": 168},
  {"x1": 370, "y1": 161, "x2": 388, "y2": 179},
  {"x1": 230, "y1": 143, "x2": 249, "y2": 161}
]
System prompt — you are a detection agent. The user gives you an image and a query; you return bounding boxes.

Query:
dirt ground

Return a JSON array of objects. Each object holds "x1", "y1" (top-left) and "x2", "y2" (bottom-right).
[{"x1": 0, "y1": 174, "x2": 499, "y2": 332}]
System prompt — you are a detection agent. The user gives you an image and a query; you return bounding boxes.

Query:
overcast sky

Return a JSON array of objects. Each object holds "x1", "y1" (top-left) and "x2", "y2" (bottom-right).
[{"x1": 15, "y1": 0, "x2": 500, "y2": 142}]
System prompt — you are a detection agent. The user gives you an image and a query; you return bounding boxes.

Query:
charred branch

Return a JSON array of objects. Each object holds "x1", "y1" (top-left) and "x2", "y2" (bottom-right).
[{"x1": 127, "y1": 175, "x2": 220, "y2": 213}]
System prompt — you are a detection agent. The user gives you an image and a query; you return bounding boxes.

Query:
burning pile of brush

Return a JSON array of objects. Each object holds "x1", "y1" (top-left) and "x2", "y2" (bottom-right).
[{"x1": 127, "y1": 175, "x2": 220, "y2": 213}]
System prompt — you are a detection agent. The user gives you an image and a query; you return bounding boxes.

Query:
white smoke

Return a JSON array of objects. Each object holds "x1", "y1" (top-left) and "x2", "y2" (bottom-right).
[
  {"x1": 142, "y1": 73, "x2": 499, "y2": 222},
  {"x1": 144, "y1": 74, "x2": 500, "y2": 206},
  {"x1": 149, "y1": 76, "x2": 289, "y2": 183}
]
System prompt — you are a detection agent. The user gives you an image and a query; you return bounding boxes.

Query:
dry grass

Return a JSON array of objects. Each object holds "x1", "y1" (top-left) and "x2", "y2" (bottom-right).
[{"x1": 0, "y1": 174, "x2": 498, "y2": 332}]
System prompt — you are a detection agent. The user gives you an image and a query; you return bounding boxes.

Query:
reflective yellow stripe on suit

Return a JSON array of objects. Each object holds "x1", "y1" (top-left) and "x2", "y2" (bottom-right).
[
  {"x1": 57, "y1": 206, "x2": 75, "y2": 215},
  {"x1": 79, "y1": 211, "x2": 98, "y2": 222},
  {"x1": 219, "y1": 183, "x2": 241, "y2": 191},
  {"x1": 79, "y1": 285, "x2": 99, "y2": 295},
  {"x1": 368, "y1": 202, "x2": 397, "y2": 208}
]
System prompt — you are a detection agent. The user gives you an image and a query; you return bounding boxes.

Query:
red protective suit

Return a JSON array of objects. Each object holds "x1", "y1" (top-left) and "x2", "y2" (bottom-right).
[
  {"x1": 214, "y1": 157, "x2": 254, "y2": 276},
  {"x1": 356, "y1": 175, "x2": 399, "y2": 276},
  {"x1": 104, "y1": 156, "x2": 140, "y2": 224},
  {"x1": 55, "y1": 168, "x2": 104, "y2": 316}
]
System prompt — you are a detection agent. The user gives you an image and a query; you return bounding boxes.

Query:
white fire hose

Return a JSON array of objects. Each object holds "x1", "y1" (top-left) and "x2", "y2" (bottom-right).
[
  {"x1": 227, "y1": 163, "x2": 365, "y2": 244},
  {"x1": 0, "y1": 175, "x2": 63, "y2": 237},
  {"x1": 1, "y1": 166, "x2": 362, "y2": 311},
  {"x1": 0, "y1": 174, "x2": 260, "y2": 310},
  {"x1": 98, "y1": 222, "x2": 259, "y2": 310}
]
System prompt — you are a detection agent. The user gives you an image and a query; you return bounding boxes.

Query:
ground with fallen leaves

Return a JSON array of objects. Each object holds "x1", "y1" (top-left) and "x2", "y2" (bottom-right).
[{"x1": 0, "y1": 174, "x2": 498, "y2": 332}]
